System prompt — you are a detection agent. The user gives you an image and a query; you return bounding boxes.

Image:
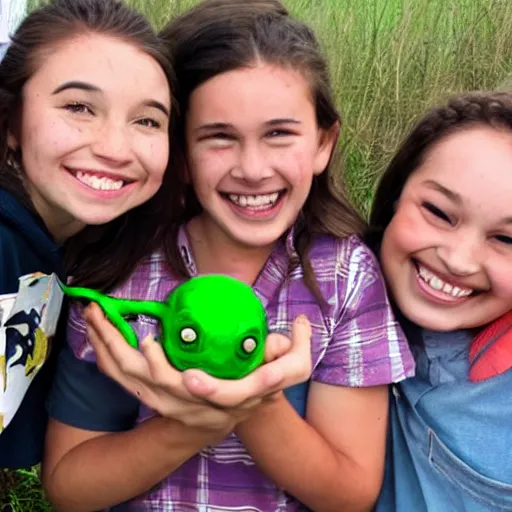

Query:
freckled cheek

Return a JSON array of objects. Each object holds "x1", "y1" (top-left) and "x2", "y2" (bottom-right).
[
  {"x1": 138, "y1": 139, "x2": 170, "y2": 183},
  {"x1": 25, "y1": 114, "x2": 87, "y2": 153}
]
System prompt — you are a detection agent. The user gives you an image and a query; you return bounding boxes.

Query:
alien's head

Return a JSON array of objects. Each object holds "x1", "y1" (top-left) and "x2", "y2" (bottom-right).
[{"x1": 163, "y1": 275, "x2": 267, "y2": 379}]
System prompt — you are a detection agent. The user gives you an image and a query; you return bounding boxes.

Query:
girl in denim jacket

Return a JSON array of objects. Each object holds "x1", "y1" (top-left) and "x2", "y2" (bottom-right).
[{"x1": 370, "y1": 92, "x2": 512, "y2": 512}]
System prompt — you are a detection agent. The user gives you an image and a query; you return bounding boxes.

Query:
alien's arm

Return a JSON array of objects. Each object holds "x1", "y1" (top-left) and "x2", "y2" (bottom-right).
[
  {"x1": 111, "y1": 299, "x2": 168, "y2": 320},
  {"x1": 61, "y1": 286, "x2": 140, "y2": 348},
  {"x1": 61, "y1": 286, "x2": 168, "y2": 349}
]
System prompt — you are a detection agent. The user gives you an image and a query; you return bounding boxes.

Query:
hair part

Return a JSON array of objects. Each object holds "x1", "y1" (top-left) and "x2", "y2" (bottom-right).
[
  {"x1": 158, "y1": 0, "x2": 364, "y2": 302},
  {"x1": 367, "y1": 91, "x2": 512, "y2": 252}
]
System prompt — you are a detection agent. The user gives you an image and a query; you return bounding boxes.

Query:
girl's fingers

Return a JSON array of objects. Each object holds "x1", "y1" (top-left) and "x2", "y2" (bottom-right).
[
  {"x1": 182, "y1": 363, "x2": 285, "y2": 407},
  {"x1": 85, "y1": 304, "x2": 150, "y2": 379},
  {"x1": 264, "y1": 332, "x2": 292, "y2": 362},
  {"x1": 86, "y1": 322, "x2": 143, "y2": 394},
  {"x1": 182, "y1": 315, "x2": 312, "y2": 406},
  {"x1": 83, "y1": 302, "x2": 108, "y2": 333},
  {"x1": 140, "y1": 336, "x2": 203, "y2": 403},
  {"x1": 266, "y1": 314, "x2": 312, "y2": 385},
  {"x1": 291, "y1": 314, "x2": 312, "y2": 354}
]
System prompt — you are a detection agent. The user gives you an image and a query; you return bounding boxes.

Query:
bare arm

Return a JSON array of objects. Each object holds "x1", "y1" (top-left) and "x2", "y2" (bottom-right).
[
  {"x1": 42, "y1": 416, "x2": 229, "y2": 512},
  {"x1": 43, "y1": 312, "x2": 312, "y2": 511},
  {"x1": 235, "y1": 383, "x2": 389, "y2": 512}
]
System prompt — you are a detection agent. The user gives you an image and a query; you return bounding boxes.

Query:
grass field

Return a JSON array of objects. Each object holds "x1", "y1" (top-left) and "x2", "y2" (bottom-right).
[
  {"x1": 5, "y1": 0, "x2": 512, "y2": 509},
  {"x1": 118, "y1": 0, "x2": 512, "y2": 211}
]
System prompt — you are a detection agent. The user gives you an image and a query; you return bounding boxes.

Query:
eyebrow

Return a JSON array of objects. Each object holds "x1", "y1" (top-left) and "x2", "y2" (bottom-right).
[
  {"x1": 422, "y1": 180, "x2": 462, "y2": 204},
  {"x1": 265, "y1": 118, "x2": 301, "y2": 126},
  {"x1": 143, "y1": 99, "x2": 170, "y2": 118},
  {"x1": 52, "y1": 81, "x2": 170, "y2": 117},
  {"x1": 52, "y1": 81, "x2": 101, "y2": 95},
  {"x1": 424, "y1": 179, "x2": 512, "y2": 224},
  {"x1": 195, "y1": 118, "x2": 301, "y2": 133}
]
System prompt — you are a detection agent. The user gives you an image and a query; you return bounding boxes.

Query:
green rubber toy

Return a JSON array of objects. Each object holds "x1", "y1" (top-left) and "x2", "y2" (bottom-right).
[{"x1": 61, "y1": 275, "x2": 267, "y2": 379}]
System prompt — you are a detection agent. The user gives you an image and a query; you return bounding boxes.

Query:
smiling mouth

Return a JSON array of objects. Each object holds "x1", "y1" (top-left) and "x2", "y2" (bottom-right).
[
  {"x1": 66, "y1": 168, "x2": 133, "y2": 192},
  {"x1": 221, "y1": 190, "x2": 286, "y2": 211},
  {"x1": 414, "y1": 260, "x2": 477, "y2": 299}
]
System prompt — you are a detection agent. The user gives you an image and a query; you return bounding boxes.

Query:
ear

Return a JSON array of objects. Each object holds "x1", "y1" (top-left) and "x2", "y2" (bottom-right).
[
  {"x1": 6, "y1": 131, "x2": 18, "y2": 152},
  {"x1": 312, "y1": 121, "x2": 339, "y2": 176},
  {"x1": 7, "y1": 110, "x2": 21, "y2": 151}
]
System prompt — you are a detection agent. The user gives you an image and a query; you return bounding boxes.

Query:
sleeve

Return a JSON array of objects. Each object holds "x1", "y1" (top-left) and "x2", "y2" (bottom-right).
[
  {"x1": 311, "y1": 240, "x2": 415, "y2": 387},
  {"x1": 47, "y1": 299, "x2": 139, "y2": 432},
  {"x1": 47, "y1": 341, "x2": 140, "y2": 431}
]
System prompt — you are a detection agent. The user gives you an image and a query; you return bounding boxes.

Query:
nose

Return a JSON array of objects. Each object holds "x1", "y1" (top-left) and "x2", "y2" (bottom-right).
[
  {"x1": 230, "y1": 142, "x2": 273, "y2": 183},
  {"x1": 91, "y1": 119, "x2": 133, "y2": 166},
  {"x1": 436, "y1": 233, "x2": 482, "y2": 276}
]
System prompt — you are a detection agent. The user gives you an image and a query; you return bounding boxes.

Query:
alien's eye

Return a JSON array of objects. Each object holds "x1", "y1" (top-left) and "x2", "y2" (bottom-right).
[
  {"x1": 180, "y1": 327, "x2": 197, "y2": 343},
  {"x1": 241, "y1": 337, "x2": 257, "y2": 354}
]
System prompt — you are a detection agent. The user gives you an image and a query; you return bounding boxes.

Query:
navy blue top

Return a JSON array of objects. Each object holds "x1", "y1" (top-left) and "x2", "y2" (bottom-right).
[{"x1": 0, "y1": 187, "x2": 64, "y2": 468}]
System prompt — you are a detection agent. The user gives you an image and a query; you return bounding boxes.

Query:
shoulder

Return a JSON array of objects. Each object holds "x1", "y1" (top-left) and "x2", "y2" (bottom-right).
[
  {"x1": 0, "y1": 219, "x2": 26, "y2": 293},
  {"x1": 110, "y1": 250, "x2": 176, "y2": 300},
  {"x1": 309, "y1": 234, "x2": 384, "y2": 303},
  {"x1": 309, "y1": 234, "x2": 380, "y2": 273},
  {"x1": 0, "y1": 216, "x2": 22, "y2": 244},
  {"x1": 309, "y1": 236, "x2": 415, "y2": 386}
]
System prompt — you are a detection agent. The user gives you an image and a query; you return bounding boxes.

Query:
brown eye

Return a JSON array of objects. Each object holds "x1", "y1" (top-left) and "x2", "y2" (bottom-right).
[
  {"x1": 137, "y1": 118, "x2": 160, "y2": 129},
  {"x1": 64, "y1": 102, "x2": 93, "y2": 115}
]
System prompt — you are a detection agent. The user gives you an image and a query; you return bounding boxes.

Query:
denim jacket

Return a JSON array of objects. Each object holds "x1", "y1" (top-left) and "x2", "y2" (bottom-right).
[{"x1": 377, "y1": 329, "x2": 512, "y2": 511}]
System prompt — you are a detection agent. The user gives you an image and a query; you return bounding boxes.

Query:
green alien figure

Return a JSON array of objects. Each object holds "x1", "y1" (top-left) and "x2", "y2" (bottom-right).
[{"x1": 61, "y1": 275, "x2": 268, "y2": 379}]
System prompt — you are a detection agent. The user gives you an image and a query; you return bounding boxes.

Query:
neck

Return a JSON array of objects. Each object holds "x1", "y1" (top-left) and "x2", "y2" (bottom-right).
[
  {"x1": 186, "y1": 215, "x2": 275, "y2": 286},
  {"x1": 29, "y1": 192, "x2": 85, "y2": 244}
]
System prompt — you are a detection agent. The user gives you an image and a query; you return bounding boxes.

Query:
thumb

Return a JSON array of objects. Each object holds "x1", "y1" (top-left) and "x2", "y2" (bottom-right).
[
  {"x1": 264, "y1": 332, "x2": 292, "y2": 363},
  {"x1": 291, "y1": 314, "x2": 312, "y2": 352},
  {"x1": 289, "y1": 314, "x2": 312, "y2": 375}
]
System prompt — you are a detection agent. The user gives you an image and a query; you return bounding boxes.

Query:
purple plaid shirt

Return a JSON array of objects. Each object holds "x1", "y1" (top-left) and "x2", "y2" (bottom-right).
[{"x1": 67, "y1": 226, "x2": 414, "y2": 511}]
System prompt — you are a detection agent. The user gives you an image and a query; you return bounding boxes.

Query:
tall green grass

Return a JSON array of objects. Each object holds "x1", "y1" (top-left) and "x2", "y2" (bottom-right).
[
  {"x1": 6, "y1": 0, "x2": 512, "y2": 509},
  {"x1": 126, "y1": 0, "x2": 512, "y2": 211}
]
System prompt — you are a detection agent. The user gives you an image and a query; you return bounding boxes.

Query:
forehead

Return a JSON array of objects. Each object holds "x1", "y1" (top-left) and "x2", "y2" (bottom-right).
[
  {"x1": 187, "y1": 63, "x2": 314, "y2": 122},
  {"x1": 407, "y1": 126, "x2": 512, "y2": 200},
  {"x1": 25, "y1": 33, "x2": 169, "y2": 102}
]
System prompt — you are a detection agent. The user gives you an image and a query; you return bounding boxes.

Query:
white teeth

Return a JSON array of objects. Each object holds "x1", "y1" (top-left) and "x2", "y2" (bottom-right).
[
  {"x1": 430, "y1": 276, "x2": 443, "y2": 291},
  {"x1": 75, "y1": 171, "x2": 124, "y2": 191},
  {"x1": 442, "y1": 283, "x2": 453, "y2": 294},
  {"x1": 417, "y1": 263, "x2": 473, "y2": 298},
  {"x1": 228, "y1": 192, "x2": 280, "y2": 208}
]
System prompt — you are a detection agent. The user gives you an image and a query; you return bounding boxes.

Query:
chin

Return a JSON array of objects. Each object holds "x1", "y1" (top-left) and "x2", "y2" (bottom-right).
[
  {"x1": 400, "y1": 307, "x2": 470, "y2": 332},
  {"x1": 77, "y1": 212, "x2": 125, "y2": 227},
  {"x1": 228, "y1": 227, "x2": 285, "y2": 249}
]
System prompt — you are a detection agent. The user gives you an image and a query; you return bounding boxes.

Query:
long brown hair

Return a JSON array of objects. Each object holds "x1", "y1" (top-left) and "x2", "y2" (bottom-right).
[
  {"x1": 0, "y1": 0, "x2": 177, "y2": 289},
  {"x1": 367, "y1": 92, "x2": 512, "y2": 252},
  {"x1": 158, "y1": 0, "x2": 365, "y2": 300}
]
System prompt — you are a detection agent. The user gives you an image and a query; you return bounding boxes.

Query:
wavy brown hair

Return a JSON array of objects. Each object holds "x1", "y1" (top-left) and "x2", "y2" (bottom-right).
[
  {"x1": 366, "y1": 91, "x2": 512, "y2": 341},
  {"x1": 0, "y1": 0, "x2": 176, "y2": 289},
  {"x1": 157, "y1": 0, "x2": 365, "y2": 301},
  {"x1": 367, "y1": 92, "x2": 512, "y2": 252}
]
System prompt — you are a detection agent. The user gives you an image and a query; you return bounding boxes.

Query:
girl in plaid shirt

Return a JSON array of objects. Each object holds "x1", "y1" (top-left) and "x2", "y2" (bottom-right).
[{"x1": 43, "y1": 1, "x2": 414, "y2": 510}]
